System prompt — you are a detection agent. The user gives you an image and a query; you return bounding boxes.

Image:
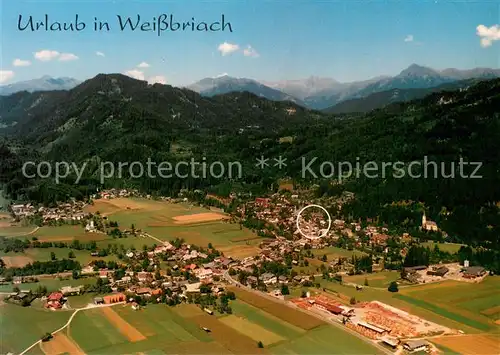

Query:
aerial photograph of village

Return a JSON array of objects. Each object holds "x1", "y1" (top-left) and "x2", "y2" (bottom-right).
[{"x1": 0, "y1": 0, "x2": 499, "y2": 354}]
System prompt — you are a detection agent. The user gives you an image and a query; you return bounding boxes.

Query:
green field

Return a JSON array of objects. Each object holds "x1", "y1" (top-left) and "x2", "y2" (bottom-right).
[
  {"x1": 0, "y1": 225, "x2": 38, "y2": 237},
  {"x1": 0, "y1": 302, "x2": 72, "y2": 354},
  {"x1": 313, "y1": 246, "x2": 366, "y2": 260},
  {"x1": 420, "y1": 242, "x2": 466, "y2": 254},
  {"x1": 397, "y1": 276, "x2": 500, "y2": 332},
  {"x1": 0, "y1": 276, "x2": 97, "y2": 292},
  {"x1": 69, "y1": 307, "x2": 130, "y2": 352},
  {"x1": 306, "y1": 276, "x2": 500, "y2": 334},
  {"x1": 344, "y1": 271, "x2": 401, "y2": 288}
]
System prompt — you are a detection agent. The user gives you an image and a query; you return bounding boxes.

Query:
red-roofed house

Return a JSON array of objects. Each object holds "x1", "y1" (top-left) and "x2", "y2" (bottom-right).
[{"x1": 46, "y1": 292, "x2": 64, "y2": 309}]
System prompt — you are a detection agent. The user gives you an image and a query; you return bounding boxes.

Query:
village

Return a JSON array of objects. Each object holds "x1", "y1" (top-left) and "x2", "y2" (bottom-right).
[{"x1": 2, "y1": 188, "x2": 493, "y2": 355}]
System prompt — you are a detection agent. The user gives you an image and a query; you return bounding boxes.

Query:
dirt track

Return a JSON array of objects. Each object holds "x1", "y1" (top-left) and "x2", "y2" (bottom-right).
[
  {"x1": 40, "y1": 333, "x2": 84, "y2": 355},
  {"x1": 100, "y1": 306, "x2": 146, "y2": 342}
]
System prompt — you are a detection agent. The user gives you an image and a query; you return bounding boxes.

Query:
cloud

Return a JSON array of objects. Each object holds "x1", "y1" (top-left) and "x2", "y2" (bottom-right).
[
  {"x1": 404, "y1": 34, "x2": 414, "y2": 42},
  {"x1": 34, "y1": 50, "x2": 60, "y2": 61},
  {"x1": 124, "y1": 69, "x2": 145, "y2": 80},
  {"x1": 13, "y1": 59, "x2": 31, "y2": 67},
  {"x1": 149, "y1": 75, "x2": 167, "y2": 84},
  {"x1": 217, "y1": 42, "x2": 239, "y2": 56},
  {"x1": 476, "y1": 24, "x2": 500, "y2": 47},
  {"x1": 96, "y1": 51, "x2": 105, "y2": 57},
  {"x1": 59, "y1": 53, "x2": 79, "y2": 61},
  {"x1": 0, "y1": 70, "x2": 15, "y2": 84},
  {"x1": 243, "y1": 45, "x2": 259, "y2": 57},
  {"x1": 214, "y1": 73, "x2": 229, "y2": 78},
  {"x1": 138, "y1": 62, "x2": 150, "y2": 68},
  {"x1": 34, "y1": 50, "x2": 78, "y2": 61}
]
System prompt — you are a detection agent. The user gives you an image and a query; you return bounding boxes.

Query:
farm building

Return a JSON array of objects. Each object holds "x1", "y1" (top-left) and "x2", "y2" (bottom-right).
[
  {"x1": 381, "y1": 336, "x2": 399, "y2": 349},
  {"x1": 403, "y1": 339, "x2": 429, "y2": 352},
  {"x1": 204, "y1": 308, "x2": 214, "y2": 315},
  {"x1": 403, "y1": 265, "x2": 427, "y2": 272},
  {"x1": 94, "y1": 297, "x2": 104, "y2": 305},
  {"x1": 427, "y1": 266, "x2": 449, "y2": 277},
  {"x1": 103, "y1": 293, "x2": 125, "y2": 304},
  {"x1": 356, "y1": 321, "x2": 388, "y2": 335},
  {"x1": 462, "y1": 266, "x2": 486, "y2": 278}
]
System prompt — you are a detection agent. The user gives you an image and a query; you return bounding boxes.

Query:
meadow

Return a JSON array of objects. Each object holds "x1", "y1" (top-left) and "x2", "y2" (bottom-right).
[
  {"x1": 344, "y1": 270, "x2": 401, "y2": 288},
  {"x1": 0, "y1": 302, "x2": 72, "y2": 354},
  {"x1": 89, "y1": 198, "x2": 267, "y2": 258},
  {"x1": 60, "y1": 294, "x2": 382, "y2": 355}
]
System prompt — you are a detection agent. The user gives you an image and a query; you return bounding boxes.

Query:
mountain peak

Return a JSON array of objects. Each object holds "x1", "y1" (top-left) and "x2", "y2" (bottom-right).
[{"x1": 399, "y1": 64, "x2": 439, "y2": 77}]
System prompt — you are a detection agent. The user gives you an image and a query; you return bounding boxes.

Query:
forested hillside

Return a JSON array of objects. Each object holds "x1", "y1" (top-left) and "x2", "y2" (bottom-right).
[{"x1": 1, "y1": 74, "x2": 499, "y2": 248}]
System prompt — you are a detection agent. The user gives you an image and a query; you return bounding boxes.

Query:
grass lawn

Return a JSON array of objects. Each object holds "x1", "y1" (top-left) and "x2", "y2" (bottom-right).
[{"x1": 0, "y1": 302, "x2": 72, "y2": 354}]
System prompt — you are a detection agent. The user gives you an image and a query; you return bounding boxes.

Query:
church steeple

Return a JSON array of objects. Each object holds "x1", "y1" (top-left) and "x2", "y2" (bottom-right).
[{"x1": 422, "y1": 212, "x2": 427, "y2": 227}]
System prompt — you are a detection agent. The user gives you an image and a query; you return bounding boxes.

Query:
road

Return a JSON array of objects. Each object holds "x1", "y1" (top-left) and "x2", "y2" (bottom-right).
[
  {"x1": 222, "y1": 271, "x2": 393, "y2": 355},
  {"x1": 18, "y1": 302, "x2": 125, "y2": 355},
  {"x1": 142, "y1": 232, "x2": 165, "y2": 245}
]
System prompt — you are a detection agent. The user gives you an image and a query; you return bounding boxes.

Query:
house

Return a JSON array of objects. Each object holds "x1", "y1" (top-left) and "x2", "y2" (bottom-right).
[
  {"x1": 60, "y1": 285, "x2": 83, "y2": 296},
  {"x1": 462, "y1": 266, "x2": 486, "y2": 278},
  {"x1": 246, "y1": 276, "x2": 258, "y2": 286},
  {"x1": 261, "y1": 273, "x2": 277, "y2": 285},
  {"x1": 255, "y1": 198, "x2": 270, "y2": 207},
  {"x1": 136, "y1": 288, "x2": 152, "y2": 297},
  {"x1": 184, "y1": 282, "x2": 202, "y2": 294},
  {"x1": 94, "y1": 297, "x2": 104, "y2": 305},
  {"x1": 137, "y1": 271, "x2": 152, "y2": 282},
  {"x1": 46, "y1": 292, "x2": 64, "y2": 309},
  {"x1": 131, "y1": 302, "x2": 140, "y2": 310},
  {"x1": 403, "y1": 340, "x2": 430, "y2": 352},
  {"x1": 278, "y1": 275, "x2": 288, "y2": 284}
]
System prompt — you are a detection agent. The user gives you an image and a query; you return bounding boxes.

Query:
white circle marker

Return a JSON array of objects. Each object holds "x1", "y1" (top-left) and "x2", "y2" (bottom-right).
[{"x1": 295, "y1": 204, "x2": 332, "y2": 239}]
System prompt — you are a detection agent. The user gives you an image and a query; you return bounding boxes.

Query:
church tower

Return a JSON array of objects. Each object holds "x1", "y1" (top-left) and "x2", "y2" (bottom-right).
[{"x1": 422, "y1": 212, "x2": 427, "y2": 227}]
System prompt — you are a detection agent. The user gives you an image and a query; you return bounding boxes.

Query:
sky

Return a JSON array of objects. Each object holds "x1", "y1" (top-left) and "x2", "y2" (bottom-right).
[{"x1": 1, "y1": 0, "x2": 499, "y2": 87}]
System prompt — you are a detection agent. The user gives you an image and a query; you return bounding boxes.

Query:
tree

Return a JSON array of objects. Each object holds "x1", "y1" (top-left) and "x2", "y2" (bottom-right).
[
  {"x1": 364, "y1": 278, "x2": 369, "y2": 286},
  {"x1": 281, "y1": 284, "x2": 290, "y2": 295},
  {"x1": 72, "y1": 269, "x2": 79, "y2": 279},
  {"x1": 208, "y1": 242, "x2": 213, "y2": 249},
  {"x1": 388, "y1": 281, "x2": 399, "y2": 293},
  {"x1": 50, "y1": 252, "x2": 56, "y2": 260},
  {"x1": 321, "y1": 254, "x2": 328, "y2": 262},
  {"x1": 68, "y1": 251, "x2": 75, "y2": 259},
  {"x1": 257, "y1": 341, "x2": 264, "y2": 348},
  {"x1": 349, "y1": 297, "x2": 356, "y2": 305}
]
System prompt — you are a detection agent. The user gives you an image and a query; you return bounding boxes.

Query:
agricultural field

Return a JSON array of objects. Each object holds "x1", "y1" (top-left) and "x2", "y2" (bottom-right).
[
  {"x1": 397, "y1": 276, "x2": 500, "y2": 332},
  {"x1": 15, "y1": 290, "x2": 383, "y2": 355},
  {"x1": 312, "y1": 246, "x2": 366, "y2": 260},
  {"x1": 0, "y1": 225, "x2": 39, "y2": 237},
  {"x1": 0, "y1": 302, "x2": 71, "y2": 354},
  {"x1": 420, "y1": 242, "x2": 466, "y2": 254},
  {"x1": 430, "y1": 334, "x2": 499, "y2": 355},
  {"x1": 304, "y1": 277, "x2": 496, "y2": 334},
  {"x1": 344, "y1": 271, "x2": 401, "y2": 288},
  {"x1": 87, "y1": 197, "x2": 267, "y2": 258}
]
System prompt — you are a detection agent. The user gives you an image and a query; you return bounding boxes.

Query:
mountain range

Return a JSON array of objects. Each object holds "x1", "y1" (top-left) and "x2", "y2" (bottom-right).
[
  {"x1": 2, "y1": 64, "x2": 500, "y2": 113},
  {"x1": 0, "y1": 76, "x2": 81, "y2": 96},
  {"x1": 1, "y1": 73, "x2": 499, "y2": 251}
]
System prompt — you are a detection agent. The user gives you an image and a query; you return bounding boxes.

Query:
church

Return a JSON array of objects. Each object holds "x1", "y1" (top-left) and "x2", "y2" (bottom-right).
[{"x1": 421, "y1": 212, "x2": 438, "y2": 232}]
